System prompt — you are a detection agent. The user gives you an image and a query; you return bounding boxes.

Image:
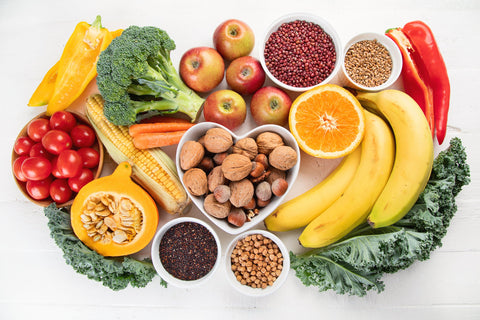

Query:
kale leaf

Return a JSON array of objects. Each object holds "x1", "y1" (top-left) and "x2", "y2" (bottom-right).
[
  {"x1": 44, "y1": 204, "x2": 166, "y2": 290},
  {"x1": 290, "y1": 137, "x2": 471, "y2": 297}
]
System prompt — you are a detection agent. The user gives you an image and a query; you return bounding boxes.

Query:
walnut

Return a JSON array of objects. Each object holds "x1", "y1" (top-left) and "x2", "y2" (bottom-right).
[
  {"x1": 269, "y1": 145, "x2": 298, "y2": 170},
  {"x1": 232, "y1": 137, "x2": 258, "y2": 160},
  {"x1": 182, "y1": 168, "x2": 208, "y2": 196},
  {"x1": 208, "y1": 166, "x2": 226, "y2": 192},
  {"x1": 204, "y1": 128, "x2": 233, "y2": 153},
  {"x1": 179, "y1": 140, "x2": 205, "y2": 171},
  {"x1": 256, "y1": 132, "x2": 285, "y2": 155},
  {"x1": 229, "y1": 179, "x2": 254, "y2": 208},
  {"x1": 221, "y1": 154, "x2": 252, "y2": 181},
  {"x1": 204, "y1": 193, "x2": 231, "y2": 219}
]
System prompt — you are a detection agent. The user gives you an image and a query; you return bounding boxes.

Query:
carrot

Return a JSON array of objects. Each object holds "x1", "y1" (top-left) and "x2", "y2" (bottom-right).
[
  {"x1": 129, "y1": 122, "x2": 195, "y2": 137},
  {"x1": 132, "y1": 130, "x2": 187, "y2": 149},
  {"x1": 139, "y1": 115, "x2": 192, "y2": 124}
]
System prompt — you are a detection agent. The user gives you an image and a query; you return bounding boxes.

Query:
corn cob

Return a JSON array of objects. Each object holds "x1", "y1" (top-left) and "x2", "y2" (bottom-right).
[{"x1": 85, "y1": 94, "x2": 190, "y2": 215}]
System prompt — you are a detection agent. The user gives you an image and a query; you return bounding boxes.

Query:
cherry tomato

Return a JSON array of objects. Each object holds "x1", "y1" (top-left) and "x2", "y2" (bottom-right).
[
  {"x1": 27, "y1": 118, "x2": 50, "y2": 142},
  {"x1": 13, "y1": 156, "x2": 29, "y2": 182},
  {"x1": 14, "y1": 136, "x2": 35, "y2": 156},
  {"x1": 71, "y1": 124, "x2": 96, "y2": 148},
  {"x1": 29, "y1": 142, "x2": 52, "y2": 159},
  {"x1": 77, "y1": 147, "x2": 100, "y2": 168},
  {"x1": 49, "y1": 179, "x2": 72, "y2": 204},
  {"x1": 50, "y1": 156, "x2": 63, "y2": 178},
  {"x1": 26, "y1": 177, "x2": 52, "y2": 200},
  {"x1": 21, "y1": 156, "x2": 52, "y2": 181},
  {"x1": 57, "y1": 149, "x2": 82, "y2": 178},
  {"x1": 49, "y1": 111, "x2": 77, "y2": 132},
  {"x1": 68, "y1": 168, "x2": 94, "y2": 193},
  {"x1": 41, "y1": 129, "x2": 72, "y2": 155}
]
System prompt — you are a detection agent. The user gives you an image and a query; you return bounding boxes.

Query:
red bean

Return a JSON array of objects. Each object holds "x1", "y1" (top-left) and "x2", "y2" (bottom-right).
[{"x1": 264, "y1": 20, "x2": 337, "y2": 88}]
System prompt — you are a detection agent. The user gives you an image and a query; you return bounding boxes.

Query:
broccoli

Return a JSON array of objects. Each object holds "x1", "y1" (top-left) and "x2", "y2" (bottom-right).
[{"x1": 96, "y1": 25, "x2": 205, "y2": 126}]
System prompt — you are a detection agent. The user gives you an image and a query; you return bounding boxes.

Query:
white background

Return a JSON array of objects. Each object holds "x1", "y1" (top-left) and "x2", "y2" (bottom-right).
[{"x1": 1, "y1": 0, "x2": 479, "y2": 319}]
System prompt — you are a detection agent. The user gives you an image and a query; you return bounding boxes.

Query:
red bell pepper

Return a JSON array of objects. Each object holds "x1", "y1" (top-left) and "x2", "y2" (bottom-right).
[
  {"x1": 386, "y1": 28, "x2": 434, "y2": 137},
  {"x1": 402, "y1": 21, "x2": 450, "y2": 145}
]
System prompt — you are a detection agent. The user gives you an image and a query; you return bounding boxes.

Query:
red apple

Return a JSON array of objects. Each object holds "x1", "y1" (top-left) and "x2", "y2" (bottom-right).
[
  {"x1": 203, "y1": 90, "x2": 247, "y2": 130},
  {"x1": 213, "y1": 19, "x2": 255, "y2": 61},
  {"x1": 226, "y1": 56, "x2": 266, "y2": 95},
  {"x1": 250, "y1": 86, "x2": 292, "y2": 126},
  {"x1": 179, "y1": 47, "x2": 225, "y2": 93}
]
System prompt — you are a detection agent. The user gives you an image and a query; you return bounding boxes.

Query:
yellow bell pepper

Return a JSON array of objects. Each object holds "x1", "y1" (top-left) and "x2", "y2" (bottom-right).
[{"x1": 28, "y1": 16, "x2": 122, "y2": 115}]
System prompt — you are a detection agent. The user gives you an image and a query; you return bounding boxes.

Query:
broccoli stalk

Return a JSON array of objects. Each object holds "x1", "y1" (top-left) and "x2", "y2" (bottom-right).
[{"x1": 96, "y1": 25, "x2": 205, "y2": 126}]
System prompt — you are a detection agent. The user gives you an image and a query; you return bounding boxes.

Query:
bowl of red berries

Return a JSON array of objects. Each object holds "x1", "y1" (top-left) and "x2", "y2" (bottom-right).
[{"x1": 12, "y1": 110, "x2": 104, "y2": 207}]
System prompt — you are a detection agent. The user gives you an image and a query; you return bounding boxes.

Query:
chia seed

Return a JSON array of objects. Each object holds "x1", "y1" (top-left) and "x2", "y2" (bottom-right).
[
  {"x1": 159, "y1": 221, "x2": 218, "y2": 281},
  {"x1": 264, "y1": 19, "x2": 337, "y2": 88}
]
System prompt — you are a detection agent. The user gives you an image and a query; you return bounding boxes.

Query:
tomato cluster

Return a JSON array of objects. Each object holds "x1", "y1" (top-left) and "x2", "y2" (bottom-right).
[{"x1": 13, "y1": 111, "x2": 100, "y2": 204}]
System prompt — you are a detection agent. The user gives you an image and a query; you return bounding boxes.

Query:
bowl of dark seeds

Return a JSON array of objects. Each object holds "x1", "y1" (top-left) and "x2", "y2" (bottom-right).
[
  {"x1": 260, "y1": 13, "x2": 342, "y2": 92},
  {"x1": 341, "y1": 32, "x2": 402, "y2": 91},
  {"x1": 151, "y1": 217, "x2": 221, "y2": 288}
]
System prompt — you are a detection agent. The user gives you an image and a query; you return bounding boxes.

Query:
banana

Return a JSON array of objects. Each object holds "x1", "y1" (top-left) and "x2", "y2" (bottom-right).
[
  {"x1": 264, "y1": 146, "x2": 361, "y2": 232},
  {"x1": 299, "y1": 110, "x2": 395, "y2": 248},
  {"x1": 355, "y1": 90, "x2": 434, "y2": 228}
]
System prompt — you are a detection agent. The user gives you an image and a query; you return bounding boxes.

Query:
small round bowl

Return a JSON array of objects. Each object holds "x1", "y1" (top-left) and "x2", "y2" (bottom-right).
[
  {"x1": 225, "y1": 229, "x2": 290, "y2": 297},
  {"x1": 341, "y1": 32, "x2": 402, "y2": 91},
  {"x1": 176, "y1": 122, "x2": 300, "y2": 235},
  {"x1": 151, "y1": 217, "x2": 221, "y2": 288},
  {"x1": 11, "y1": 111, "x2": 104, "y2": 207},
  {"x1": 259, "y1": 12, "x2": 342, "y2": 92}
]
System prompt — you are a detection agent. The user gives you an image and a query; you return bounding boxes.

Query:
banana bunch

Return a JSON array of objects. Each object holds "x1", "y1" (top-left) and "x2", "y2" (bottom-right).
[{"x1": 265, "y1": 89, "x2": 434, "y2": 248}]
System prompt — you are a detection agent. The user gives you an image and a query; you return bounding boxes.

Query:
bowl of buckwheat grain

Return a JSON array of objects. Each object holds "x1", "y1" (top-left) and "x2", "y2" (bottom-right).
[
  {"x1": 259, "y1": 13, "x2": 342, "y2": 92},
  {"x1": 341, "y1": 32, "x2": 402, "y2": 91},
  {"x1": 225, "y1": 229, "x2": 290, "y2": 296}
]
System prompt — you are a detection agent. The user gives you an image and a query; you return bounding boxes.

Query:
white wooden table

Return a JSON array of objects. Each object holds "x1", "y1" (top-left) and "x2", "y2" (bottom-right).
[{"x1": 2, "y1": 0, "x2": 479, "y2": 318}]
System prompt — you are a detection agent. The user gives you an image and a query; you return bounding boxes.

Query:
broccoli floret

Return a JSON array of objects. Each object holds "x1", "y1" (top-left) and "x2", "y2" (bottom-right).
[{"x1": 96, "y1": 25, "x2": 204, "y2": 126}]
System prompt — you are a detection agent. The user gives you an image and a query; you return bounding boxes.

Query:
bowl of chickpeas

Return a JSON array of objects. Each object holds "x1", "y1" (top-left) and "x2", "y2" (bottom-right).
[{"x1": 224, "y1": 229, "x2": 290, "y2": 296}]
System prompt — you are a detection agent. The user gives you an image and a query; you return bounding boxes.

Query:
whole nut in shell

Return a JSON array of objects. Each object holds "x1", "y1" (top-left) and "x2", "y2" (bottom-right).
[
  {"x1": 269, "y1": 145, "x2": 298, "y2": 170},
  {"x1": 256, "y1": 132, "x2": 284, "y2": 155},
  {"x1": 208, "y1": 166, "x2": 226, "y2": 192},
  {"x1": 229, "y1": 179, "x2": 254, "y2": 208},
  {"x1": 227, "y1": 208, "x2": 247, "y2": 227},
  {"x1": 255, "y1": 181, "x2": 272, "y2": 202},
  {"x1": 271, "y1": 178, "x2": 288, "y2": 197},
  {"x1": 180, "y1": 140, "x2": 205, "y2": 171},
  {"x1": 204, "y1": 193, "x2": 231, "y2": 219},
  {"x1": 221, "y1": 154, "x2": 253, "y2": 181},
  {"x1": 233, "y1": 137, "x2": 258, "y2": 160},
  {"x1": 204, "y1": 127, "x2": 233, "y2": 153},
  {"x1": 182, "y1": 168, "x2": 208, "y2": 196},
  {"x1": 213, "y1": 184, "x2": 231, "y2": 203}
]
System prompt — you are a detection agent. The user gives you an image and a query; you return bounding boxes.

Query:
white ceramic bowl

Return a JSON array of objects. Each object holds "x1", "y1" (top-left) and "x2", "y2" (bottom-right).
[
  {"x1": 224, "y1": 229, "x2": 290, "y2": 297},
  {"x1": 150, "y1": 217, "x2": 222, "y2": 288},
  {"x1": 259, "y1": 12, "x2": 342, "y2": 92},
  {"x1": 176, "y1": 122, "x2": 300, "y2": 235},
  {"x1": 341, "y1": 32, "x2": 402, "y2": 91}
]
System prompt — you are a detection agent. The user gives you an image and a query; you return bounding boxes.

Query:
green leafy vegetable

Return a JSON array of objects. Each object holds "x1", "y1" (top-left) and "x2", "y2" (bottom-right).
[
  {"x1": 291, "y1": 137, "x2": 470, "y2": 297},
  {"x1": 96, "y1": 25, "x2": 204, "y2": 126},
  {"x1": 44, "y1": 204, "x2": 166, "y2": 290}
]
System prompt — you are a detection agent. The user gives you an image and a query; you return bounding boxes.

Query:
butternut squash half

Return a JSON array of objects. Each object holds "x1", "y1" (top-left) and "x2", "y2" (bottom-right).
[{"x1": 71, "y1": 161, "x2": 159, "y2": 257}]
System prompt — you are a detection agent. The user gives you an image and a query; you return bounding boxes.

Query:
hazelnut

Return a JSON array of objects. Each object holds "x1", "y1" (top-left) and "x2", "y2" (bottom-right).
[
  {"x1": 207, "y1": 166, "x2": 226, "y2": 192},
  {"x1": 271, "y1": 178, "x2": 288, "y2": 197},
  {"x1": 250, "y1": 161, "x2": 265, "y2": 178},
  {"x1": 233, "y1": 137, "x2": 258, "y2": 160},
  {"x1": 254, "y1": 153, "x2": 269, "y2": 169},
  {"x1": 213, "y1": 185, "x2": 231, "y2": 203},
  {"x1": 182, "y1": 168, "x2": 207, "y2": 196},
  {"x1": 243, "y1": 197, "x2": 256, "y2": 210},
  {"x1": 204, "y1": 193, "x2": 231, "y2": 219},
  {"x1": 204, "y1": 128, "x2": 233, "y2": 153},
  {"x1": 256, "y1": 198, "x2": 271, "y2": 207},
  {"x1": 198, "y1": 156, "x2": 214, "y2": 172},
  {"x1": 269, "y1": 145, "x2": 298, "y2": 170},
  {"x1": 179, "y1": 140, "x2": 205, "y2": 171},
  {"x1": 222, "y1": 154, "x2": 253, "y2": 181},
  {"x1": 266, "y1": 167, "x2": 286, "y2": 184},
  {"x1": 213, "y1": 152, "x2": 228, "y2": 165},
  {"x1": 255, "y1": 181, "x2": 272, "y2": 202},
  {"x1": 229, "y1": 179, "x2": 254, "y2": 208},
  {"x1": 228, "y1": 208, "x2": 247, "y2": 227},
  {"x1": 256, "y1": 132, "x2": 284, "y2": 155}
]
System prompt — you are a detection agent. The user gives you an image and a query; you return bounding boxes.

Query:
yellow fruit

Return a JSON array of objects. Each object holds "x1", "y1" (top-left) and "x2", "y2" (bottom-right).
[{"x1": 288, "y1": 84, "x2": 365, "y2": 159}]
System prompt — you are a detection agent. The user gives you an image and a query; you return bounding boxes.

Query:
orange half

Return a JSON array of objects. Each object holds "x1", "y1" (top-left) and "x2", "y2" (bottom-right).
[{"x1": 289, "y1": 84, "x2": 365, "y2": 159}]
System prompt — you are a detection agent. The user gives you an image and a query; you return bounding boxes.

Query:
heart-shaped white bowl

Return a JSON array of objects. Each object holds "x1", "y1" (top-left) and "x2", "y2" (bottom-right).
[{"x1": 176, "y1": 122, "x2": 300, "y2": 235}]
